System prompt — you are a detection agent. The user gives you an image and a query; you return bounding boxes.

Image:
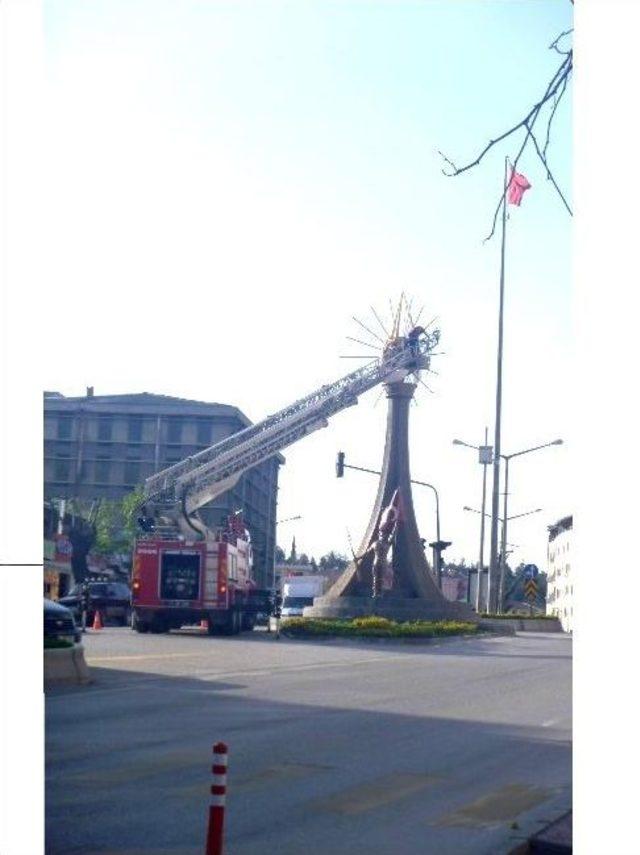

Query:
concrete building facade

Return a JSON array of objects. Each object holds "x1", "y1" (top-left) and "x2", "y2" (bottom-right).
[
  {"x1": 44, "y1": 390, "x2": 283, "y2": 588},
  {"x1": 546, "y1": 515, "x2": 573, "y2": 632}
]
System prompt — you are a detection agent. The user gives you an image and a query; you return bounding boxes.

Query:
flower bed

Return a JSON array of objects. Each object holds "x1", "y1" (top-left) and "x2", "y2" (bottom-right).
[{"x1": 281, "y1": 615, "x2": 478, "y2": 639}]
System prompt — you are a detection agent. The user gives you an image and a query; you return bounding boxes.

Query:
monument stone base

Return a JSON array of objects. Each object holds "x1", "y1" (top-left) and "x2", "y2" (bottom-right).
[{"x1": 304, "y1": 595, "x2": 479, "y2": 623}]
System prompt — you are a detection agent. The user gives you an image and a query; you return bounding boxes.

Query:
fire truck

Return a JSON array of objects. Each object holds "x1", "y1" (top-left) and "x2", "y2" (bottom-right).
[
  {"x1": 131, "y1": 324, "x2": 438, "y2": 635},
  {"x1": 132, "y1": 512, "x2": 267, "y2": 635}
]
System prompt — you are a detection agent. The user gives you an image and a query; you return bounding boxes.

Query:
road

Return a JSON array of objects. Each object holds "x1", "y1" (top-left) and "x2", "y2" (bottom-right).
[{"x1": 46, "y1": 627, "x2": 571, "y2": 855}]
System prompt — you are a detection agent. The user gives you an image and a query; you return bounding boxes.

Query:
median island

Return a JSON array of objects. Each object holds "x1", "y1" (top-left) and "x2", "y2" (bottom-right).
[{"x1": 280, "y1": 615, "x2": 479, "y2": 639}]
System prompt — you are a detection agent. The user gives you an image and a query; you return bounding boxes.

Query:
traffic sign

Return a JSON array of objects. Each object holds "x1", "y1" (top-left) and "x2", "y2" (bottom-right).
[
  {"x1": 523, "y1": 564, "x2": 539, "y2": 580},
  {"x1": 478, "y1": 445, "x2": 493, "y2": 465},
  {"x1": 524, "y1": 579, "x2": 538, "y2": 601}
]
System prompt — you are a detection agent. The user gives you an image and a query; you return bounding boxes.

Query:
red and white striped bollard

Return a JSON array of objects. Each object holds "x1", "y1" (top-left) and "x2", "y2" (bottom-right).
[{"x1": 206, "y1": 742, "x2": 228, "y2": 855}]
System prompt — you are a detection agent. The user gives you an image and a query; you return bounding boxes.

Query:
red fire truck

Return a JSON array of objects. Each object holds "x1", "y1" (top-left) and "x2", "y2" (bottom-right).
[{"x1": 131, "y1": 513, "x2": 270, "y2": 635}]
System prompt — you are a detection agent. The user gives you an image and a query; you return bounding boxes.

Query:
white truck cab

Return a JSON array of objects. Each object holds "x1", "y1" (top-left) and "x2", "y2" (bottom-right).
[{"x1": 280, "y1": 575, "x2": 325, "y2": 617}]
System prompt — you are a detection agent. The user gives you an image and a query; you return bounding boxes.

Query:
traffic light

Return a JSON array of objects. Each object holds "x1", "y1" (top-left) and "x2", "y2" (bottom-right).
[{"x1": 336, "y1": 451, "x2": 345, "y2": 478}]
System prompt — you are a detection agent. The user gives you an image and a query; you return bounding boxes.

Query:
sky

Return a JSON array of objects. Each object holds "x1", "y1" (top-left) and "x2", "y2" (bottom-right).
[{"x1": 36, "y1": 0, "x2": 572, "y2": 570}]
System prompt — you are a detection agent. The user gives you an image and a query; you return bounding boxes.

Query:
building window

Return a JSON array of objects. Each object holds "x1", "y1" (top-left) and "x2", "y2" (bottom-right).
[
  {"x1": 57, "y1": 417, "x2": 72, "y2": 439},
  {"x1": 54, "y1": 457, "x2": 71, "y2": 482},
  {"x1": 97, "y1": 418, "x2": 113, "y2": 441},
  {"x1": 124, "y1": 459, "x2": 141, "y2": 486},
  {"x1": 197, "y1": 420, "x2": 212, "y2": 446},
  {"x1": 128, "y1": 418, "x2": 143, "y2": 442},
  {"x1": 95, "y1": 456, "x2": 111, "y2": 483},
  {"x1": 167, "y1": 419, "x2": 183, "y2": 443}
]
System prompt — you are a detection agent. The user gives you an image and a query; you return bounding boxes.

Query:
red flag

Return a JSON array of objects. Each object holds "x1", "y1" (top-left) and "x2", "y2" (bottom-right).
[{"x1": 507, "y1": 169, "x2": 531, "y2": 206}]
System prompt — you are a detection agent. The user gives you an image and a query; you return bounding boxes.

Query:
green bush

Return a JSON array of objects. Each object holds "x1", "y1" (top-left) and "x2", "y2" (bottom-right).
[
  {"x1": 281, "y1": 616, "x2": 478, "y2": 639},
  {"x1": 351, "y1": 615, "x2": 394, "y2": 629},
  {"x1": 44, "y1": 637, "x2": 74, "y2": 650}
]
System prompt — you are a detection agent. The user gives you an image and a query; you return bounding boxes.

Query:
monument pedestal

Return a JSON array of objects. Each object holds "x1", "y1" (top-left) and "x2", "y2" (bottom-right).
[{"x1": 304, "y1": 595, "x2": 476, "y2": 622}]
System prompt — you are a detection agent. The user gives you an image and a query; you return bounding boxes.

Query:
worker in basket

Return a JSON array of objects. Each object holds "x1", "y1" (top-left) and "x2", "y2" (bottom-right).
[{"x1": 407, "y1": 325, "x2": 426, "y2": 358}]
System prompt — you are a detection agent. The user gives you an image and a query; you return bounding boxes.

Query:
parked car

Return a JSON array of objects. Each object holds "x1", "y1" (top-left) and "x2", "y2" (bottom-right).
[
  {"x1": 44, "y1": 598, "x2": 81, "y2": 644},
  {"x1": 59, "y1": 581, "x2": 131, "y2": 626}
]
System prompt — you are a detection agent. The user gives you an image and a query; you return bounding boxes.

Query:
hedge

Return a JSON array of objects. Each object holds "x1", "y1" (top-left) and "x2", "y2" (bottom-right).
[{"x1": 280, "y1": 615, "x2": 478, "y2": 639}]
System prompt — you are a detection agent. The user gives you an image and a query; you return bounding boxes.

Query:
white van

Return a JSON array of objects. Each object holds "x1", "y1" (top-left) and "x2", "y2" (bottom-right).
[{"x1": 281, "y1": 575, "x2": 325, "y2": 617}]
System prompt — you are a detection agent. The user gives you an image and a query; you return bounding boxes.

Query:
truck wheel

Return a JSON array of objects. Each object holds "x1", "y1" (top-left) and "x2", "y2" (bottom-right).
[
  {"x1": 221, "y1": 611, "x2": 240, "y2": 636},
  {"x1": 150, "y1": 616, "x2": 168, "y2": 634},
  {"x1": 242, "y1": 614, "x2": 255, "y2": 632},
  {"x1": 119, "y1": 609, "x2": 131, "y2": 627},
  {"x1": 132, "y1": 613, "x2": 149, "y2": 633}
]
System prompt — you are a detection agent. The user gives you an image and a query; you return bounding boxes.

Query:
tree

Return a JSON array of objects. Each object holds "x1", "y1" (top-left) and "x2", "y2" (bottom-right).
[
  {"x1": 94, "y1": 487, "x2": 145, "y2": 555},
  {"x1": 298, "y1": 553, "x2": 310, "y2": 566},
  {"x1": 274, "y1": 545, "x2": 286, "y2": 564},
  {"x1": 61, "y1": 487, "x2": 144, "y2": 581},
  {"x1": 439, "y1": 9, "x2": 573, "y2": 240},
  {"x1": 318, "y1": 551, "x2": 349, "y2": 572}
]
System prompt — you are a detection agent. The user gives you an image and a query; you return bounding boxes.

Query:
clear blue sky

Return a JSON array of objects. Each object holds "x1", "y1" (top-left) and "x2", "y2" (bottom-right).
[{"x1": 40, "y1": 0, "x2": 573, "y2": 569}]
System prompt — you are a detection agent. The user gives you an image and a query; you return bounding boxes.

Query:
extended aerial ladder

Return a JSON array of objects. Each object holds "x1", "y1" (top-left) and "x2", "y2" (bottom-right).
[{"x1": 140, "y1": 330, "x2": 438, "y2": 537}]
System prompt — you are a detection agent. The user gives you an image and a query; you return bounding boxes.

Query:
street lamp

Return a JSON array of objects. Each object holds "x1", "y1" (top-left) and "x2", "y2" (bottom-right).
[
  {"x1": 463, "y1": 506, "x2": 543, "y2": 522},
  {"x1": 273, "y1": 515, "x2": 302, "y2": 590},
  {"x1": 456, "y1": 437, "x2": 562, "y2": 612},
  {"x1": 453, "y1": 429, "x2": 492, "y2": 611},
  {"x1": 463, "y1": 505, "x2": 542, "y2": 610},
  {"x1": 498, "y1": 440, "x2": 562, "y2": 611}
]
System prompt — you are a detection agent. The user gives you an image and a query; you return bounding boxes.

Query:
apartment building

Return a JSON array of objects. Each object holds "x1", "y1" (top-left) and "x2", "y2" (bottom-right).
[
  {"x1": 546, "y1": 514, "x2": 573, "y2": 632},
  {"x1": 44, "y1": 390, "x2": 283, "y2": 587}
]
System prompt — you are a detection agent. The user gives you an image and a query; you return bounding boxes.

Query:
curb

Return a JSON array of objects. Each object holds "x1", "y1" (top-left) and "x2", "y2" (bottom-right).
[
  {"x1": 277, "y1": 630, "x2": 506, "y2": 646},
  {"x1": 501, "y1": 790, "x2": 572, "y2": 855},
  {"x1": 480, "y1": 618, "x2": 563, "y2": 633},
  {"x1": 44, "y1": 643, "x2": 93, "y2": 688}
]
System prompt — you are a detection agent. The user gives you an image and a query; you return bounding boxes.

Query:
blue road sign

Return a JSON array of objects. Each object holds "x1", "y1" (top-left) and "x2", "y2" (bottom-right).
[{"x1": 523, "y1": 564, "x2": 539, "y2": 580}]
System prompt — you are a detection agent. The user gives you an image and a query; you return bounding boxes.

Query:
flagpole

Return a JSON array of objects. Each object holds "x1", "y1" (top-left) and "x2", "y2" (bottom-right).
[{"x1": 487, "y1": 157, "x2": 509, "y2": 615}]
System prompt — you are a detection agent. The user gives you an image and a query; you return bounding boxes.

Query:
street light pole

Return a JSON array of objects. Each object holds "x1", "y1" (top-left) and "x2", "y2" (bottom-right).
[
  {"x1": 497, "y1": 439, "x2": 563, "y2": 612},
  {"x1": 499, "y1": 456, "x2": 510, "y2": 610},
  {"x1": 478, "y1": 428, "x2": 489, "y2": 612},
  {"x1": 272, "y1": 515, "x2": 302, "y2": 590},
  {"x1": 411, "y1": 478, "x2": 442, "y2": 587},
  {"x1": 453, "y1": 433, "x2": 491, "y2": 611},
  {"x1": 456, "y1": 436, "x2": 563, "y2": 613}
]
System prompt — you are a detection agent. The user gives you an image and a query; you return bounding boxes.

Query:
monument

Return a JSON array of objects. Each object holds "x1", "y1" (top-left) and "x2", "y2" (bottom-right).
[{"x1": 305, "y1": 377, "x2": 478, "y2": 623}]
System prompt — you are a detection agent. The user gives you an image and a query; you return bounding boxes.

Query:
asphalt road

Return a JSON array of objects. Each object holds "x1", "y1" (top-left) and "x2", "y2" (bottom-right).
[{"x1": 46, "y1": 627, "x2": 572, "y2": 855}]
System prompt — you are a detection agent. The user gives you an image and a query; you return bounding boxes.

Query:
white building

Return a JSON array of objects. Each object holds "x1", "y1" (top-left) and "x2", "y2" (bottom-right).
[{"x1": 546, "y1": 515, "x2": 573, "y2": 632}]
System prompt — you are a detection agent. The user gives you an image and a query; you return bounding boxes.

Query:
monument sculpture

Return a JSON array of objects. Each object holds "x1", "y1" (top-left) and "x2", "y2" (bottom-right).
[{"x1": 306, "y1": 300, "x2": 478, "y2": 623}]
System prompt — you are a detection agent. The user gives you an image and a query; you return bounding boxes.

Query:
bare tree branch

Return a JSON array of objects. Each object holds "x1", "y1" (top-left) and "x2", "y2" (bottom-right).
[
  {"x1": 481, "y1": 55, "x2": 572, "y2": 242},
  {"x1": 528, "y1": 127, "x2": 573, "y2": 215},
  {"x1": 549, "y1": 28, "x2": 573, "y2": 55},
  {"x1": 438, "y1": 53, "x2": 571, "y2": 179},
  {"x1": 543, "y1": 73, "x2": 569, "y2": 159}
]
